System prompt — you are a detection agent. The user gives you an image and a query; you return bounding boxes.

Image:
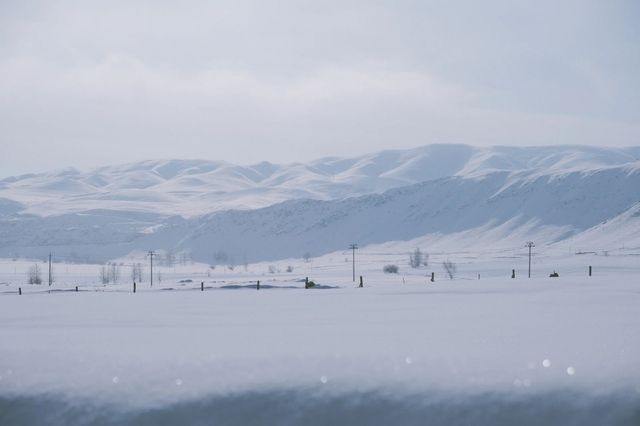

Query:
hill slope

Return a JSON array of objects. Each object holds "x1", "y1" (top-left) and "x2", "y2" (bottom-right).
[{"x1": 1, "y1": 161, "x2": 638, "y2": 263}]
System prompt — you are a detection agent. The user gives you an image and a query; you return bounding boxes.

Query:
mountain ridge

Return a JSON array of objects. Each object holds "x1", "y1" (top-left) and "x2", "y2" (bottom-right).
[
  {"x1": 1, "y1": 144, "x2": 640, "y2": 218},
  {"x1": 1, "y1": 158, "x2": 639, "y2": 263}
]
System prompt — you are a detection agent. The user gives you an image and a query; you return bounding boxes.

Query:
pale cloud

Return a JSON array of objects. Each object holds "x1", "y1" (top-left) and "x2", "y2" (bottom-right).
[{"x1": 0, "y1": 0, "x2": 639, "y2": 176}]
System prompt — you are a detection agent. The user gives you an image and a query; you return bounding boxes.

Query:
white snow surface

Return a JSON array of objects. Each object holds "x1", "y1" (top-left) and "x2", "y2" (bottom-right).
[{"x1": 0, "y1": 247, "x2": 639, "y2": 424}]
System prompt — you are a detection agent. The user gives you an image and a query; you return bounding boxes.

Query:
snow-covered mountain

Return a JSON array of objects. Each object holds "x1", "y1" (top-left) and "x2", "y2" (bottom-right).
[
  {"x1": 1, "y1": 144, "x2": 639, "y2": 217},
  {"x1": 1, "y1": 144, "x2": 639, "y2": 263},
  {"x1": 151, "y1": 163, "x2": 640, "y2": 263}
]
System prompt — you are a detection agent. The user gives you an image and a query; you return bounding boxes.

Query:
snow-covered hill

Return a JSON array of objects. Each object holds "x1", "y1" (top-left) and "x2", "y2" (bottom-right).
[
  {"x1": 1, "y1": 154, "x2": 639, "y2": 263},
  {"x1": 1, "y1": 144, "x2": 639, "y2": 217},
  {"x1": 158, "y1": 163, "x2": 640, "y2": 263}
]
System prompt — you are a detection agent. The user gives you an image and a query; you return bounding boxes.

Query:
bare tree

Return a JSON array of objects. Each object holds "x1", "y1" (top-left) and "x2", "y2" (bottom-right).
[
  {"x1": 163, "y1": 250, "x2": 175, "y2": 267},
  {"x1": 130, "y1": 262, "x2": 144, "y2": 282},
  {"x1": 442, "y1": 260, "x2": 457, "y2": 280},
  {"x1": 109, "y1": 263, "x2": 120, "y2": 284},
  {"x1": 99, "y1": 266, "x2": 110, "y2": 284},
  {"x1": 303, "y1": 252, "x2": 312, "y2": 263},
  {"x1": 131, "y1": 263, "x2": 138, "y2": 282},
  {"x1": 28, "y1": 264, "x2": 42, "y2": 284},
  {"x1": 409, "y1": 248, "x2": 423, "y2": 269}
]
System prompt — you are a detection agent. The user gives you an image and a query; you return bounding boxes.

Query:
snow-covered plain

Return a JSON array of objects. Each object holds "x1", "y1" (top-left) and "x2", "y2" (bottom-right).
[{"x1": 1, "y1": 246, "x2": 639, "y2": 425}]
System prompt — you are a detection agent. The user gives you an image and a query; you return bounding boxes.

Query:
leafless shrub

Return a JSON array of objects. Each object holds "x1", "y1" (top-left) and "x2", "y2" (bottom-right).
[
  {"x1": 442, "y1": 260, "x2": 457, "y2": 280},
  {"x1": 131, "y1": 263, "x2": 143, "y2": 282},
  {"x1": 27, "y1": 264, "x2": 42, "y2": 285},
  {"x1": 99, "y1": 266, "x2": 109, "y2": 284},
  {"x1": 409, "y1": 248, "x2": 422, "y2": 268},
  {"x1": 109, "y1": 263, "x2": 120, "y2": 284}
]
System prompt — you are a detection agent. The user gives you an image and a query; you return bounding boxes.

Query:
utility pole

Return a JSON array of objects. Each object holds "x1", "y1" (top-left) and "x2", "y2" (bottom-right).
[
  {"x1": 48, "y1": 253, "x2": 52, "y2": 286},
  {"x1": 525, "y1": 242, "x2": 535, "y2": 278},
  {"x1": 148, "y1": 250, "x2": 156, "y2": 287},
  {"x1": 349, "y1": 243, "x2": 358, "y2": 282}
]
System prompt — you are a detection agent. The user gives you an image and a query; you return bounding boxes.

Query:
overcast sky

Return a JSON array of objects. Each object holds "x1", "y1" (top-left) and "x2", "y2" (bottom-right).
[{"x1": 1, "y1": 0, "x2": 639, "y2": 176}]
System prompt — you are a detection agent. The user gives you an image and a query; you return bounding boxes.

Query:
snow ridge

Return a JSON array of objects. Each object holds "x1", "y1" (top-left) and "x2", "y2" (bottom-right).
[{"x1": 1, "y1": 144, "x2": 639, "y2": 217}]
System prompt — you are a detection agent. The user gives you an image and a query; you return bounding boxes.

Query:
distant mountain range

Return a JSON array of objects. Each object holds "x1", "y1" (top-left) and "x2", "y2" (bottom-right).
[
  {"x1": 0, "y1": 144, "x2": 639, "y2": 263},
  {"x1": 2, "y1": 144, "x2": 639, "y2": 217}
]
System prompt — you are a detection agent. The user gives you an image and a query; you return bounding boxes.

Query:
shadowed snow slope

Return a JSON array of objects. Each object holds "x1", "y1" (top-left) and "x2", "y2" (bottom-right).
[
  {"x1": 2, "y1": 390, "x2": 639, "y2": 426},
  {"x1": 1, "y1": 160, "x2": 639, "y2": 263},
  {"x1": 1, "y1": 144, "x2": 639, "y2": 217}
]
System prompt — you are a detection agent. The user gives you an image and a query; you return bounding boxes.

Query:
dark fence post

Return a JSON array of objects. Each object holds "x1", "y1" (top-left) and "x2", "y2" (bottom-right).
[
  {"x1": 75, "y1": 286, "x2": 78, "y2": 292},
  {"x1": 18, "y1": 287, "x2": 22, "y2": 295},
  {"x1": 257, "y1": 280, "x2": 260, "y2": 290},
  {"x1": 430, "y1": 272, "x2": 435, "y2": 282},
  {"x1": 589, "y1": 266, "x2": 592, "y2": 277},
  {"x1": 305, "y1": 277, "x2": 309, "y2": 289},
  {"x1": 133, "y1": 282, "x2": 136, "y2": 293},
  {"x1": 359, "y1": 276, "x2": 363, "y2": 288},
  {"x1": 201, "y1": 281, "x2": 204, "y2": 291},
  {"x1": 511, "y1": 269, "x2": 516, "y2": 279}
]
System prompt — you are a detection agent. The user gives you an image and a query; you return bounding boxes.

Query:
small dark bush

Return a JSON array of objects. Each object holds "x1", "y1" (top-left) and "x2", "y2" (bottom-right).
[{"x1": 383, "y1": 264, "x2": 399, "y2": 274}]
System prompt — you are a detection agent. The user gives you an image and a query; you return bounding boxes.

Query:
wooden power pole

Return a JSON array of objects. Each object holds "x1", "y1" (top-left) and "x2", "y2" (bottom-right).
[
  {"x1": 525, "y1": 242, "x2": 535, "y2": 278},
  {"x1": 349, "y1": 243, "x2": 358, "y2": 282},
  {"x1": 48, "y1": 253, "x2": 52, "y2": 286},
  {"x1": 148, "y1": 250, "x2": 156, "y2": 287}
]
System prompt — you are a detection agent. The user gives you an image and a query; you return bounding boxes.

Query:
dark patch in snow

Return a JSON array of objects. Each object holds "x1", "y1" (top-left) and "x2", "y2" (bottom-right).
[{"x1": 1, "y1": 389, "x2": 639, "y2": 426}]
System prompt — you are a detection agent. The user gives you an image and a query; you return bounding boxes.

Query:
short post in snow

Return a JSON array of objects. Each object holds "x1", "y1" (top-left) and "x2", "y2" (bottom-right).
[
  {"x1": 589, "y1": 266, "x2": 592, "y2": 277},
  {"x1": 511, "y1": 269, "x2": 516, "y2": 279},
  {"x1": 18, "y1": 287, "x2": 22, "y2": 296},
  {"x1": 257, "y1": 280, "x2": 260, "y2": 290},
  {"x1": 75, "y1": 286, "x2": 78, "y2": 292},
  {"x1": 305, "y1": 277, "x2": 309, "y2": 289},
  {"x1": 478, "y1": 274, "x2": 480, "y2": 280},
  {"x1": 430, "y1": 272, "x2": 435, "y2": 282},
  {"x1": 201, "y1": 281, "x2": 204, "y2": 291},
  {"x1": 359, "y1": 276, "x2": 363, "y2": 288},
  {"x1": 133, "y1": 281, "x2": 136, "y2": 293}
]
